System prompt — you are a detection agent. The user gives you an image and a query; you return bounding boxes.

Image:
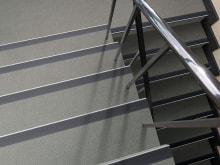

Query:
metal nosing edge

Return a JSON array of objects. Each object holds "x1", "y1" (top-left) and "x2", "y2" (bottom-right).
[
  {"x1": 173, "y1": 111, "x2": 214, "y2": 121},
  {"x1": 170, "y1": 133, "x2": 215, "y2": 149},
  {"x1": 189, "y1": 156, "x2": 215, "y2": 165},
  {"x1": 0, "y1": 66, "x2": 131, "y2": 105},
  {"x1": 152, "y1": 90, "x2": 206, "y2": 108},
  {"x1": 0, "y1": 98, "x2": 147, "y2": 148},
  {"x1": 136, "y1": 69, "x2": 189, "y2": 85},
  {"x1": 0, "y1": 24, "x2": 107, "y2": 51},
  {"x1": 136, "y1": 64, "x2": 210, "y2": 85},
  {"x1": 150, "y1": 71, "x2": 190, "y2": 83},
  {"x1": 0, "y1": 42, "x2": 119, "y2": 74},
  {"x1": 111, "y1": 11, "x2": 208, "y2": 34},
  {"x1": 98, "y1": 145, "x2": 172, "y2": 165},
  {"x1": 123, "y1": 38, "x2": 209, "y2": 61},
  {"x1": 177, "y1": 153, "x2": 216, "y2": 165}
]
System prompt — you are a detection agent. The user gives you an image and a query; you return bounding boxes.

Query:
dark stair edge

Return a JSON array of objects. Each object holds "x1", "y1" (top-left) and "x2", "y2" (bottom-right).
[
  {"x1": 124, "y1": 38, "x2": 209, "y2": 60},
  {"x1": 98, "y1": 145, "x2": 172, "y2": 165},
  {"x1": 0, "y1": 98, "x2": 148, "y2": 148},
  {"x1": 0, "y1": 42, "x2": 119, "y2": 74},
  {"x1": 176, "y1": 153, "x2": 216, "y2": 165},
  {"x1": 0, "y1": 24, "x2": 108, "y2": 51},
  {"x1": 0, "y1": 66, "x2": 131, "y2": 105},
  {"x1": 111, "y1": 11, "x2": 208, "y2": 34},
  {"x1": 152, "y1": 90, "x2": 206, "y2": 108},
  {"x1": 170, "y1": 132, "x2": 215, "y2": 149},
  {"x1": 136, "y1": 64, "x2": 210, "y2": 85}
]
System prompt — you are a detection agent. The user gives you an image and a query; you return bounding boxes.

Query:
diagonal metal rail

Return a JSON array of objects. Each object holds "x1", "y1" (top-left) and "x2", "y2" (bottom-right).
[{"x1": 126, "y1": 44, "x2": 170, "y2": 89}]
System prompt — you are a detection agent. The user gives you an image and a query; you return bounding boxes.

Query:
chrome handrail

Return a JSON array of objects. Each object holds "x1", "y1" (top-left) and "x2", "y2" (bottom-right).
[{"x1": 127, "y1": 0, "x2": 220, "y2": 109}]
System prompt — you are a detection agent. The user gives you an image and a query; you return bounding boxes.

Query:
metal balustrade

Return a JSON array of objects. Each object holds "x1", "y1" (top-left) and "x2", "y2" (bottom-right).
[{"x1": 107, "y1": 0, "x2": 220, "y2": 128}]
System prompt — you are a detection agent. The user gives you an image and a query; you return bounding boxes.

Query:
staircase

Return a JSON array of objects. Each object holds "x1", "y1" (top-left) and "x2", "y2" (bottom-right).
[{"x1": 0, "y1": 0, "x2": 219, "y2": 164}]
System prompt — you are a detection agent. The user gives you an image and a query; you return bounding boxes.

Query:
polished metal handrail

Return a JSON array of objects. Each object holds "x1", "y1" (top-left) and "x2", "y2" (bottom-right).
[{"x1": 124, "y1": 0, "x2": 220, "y2": 109}]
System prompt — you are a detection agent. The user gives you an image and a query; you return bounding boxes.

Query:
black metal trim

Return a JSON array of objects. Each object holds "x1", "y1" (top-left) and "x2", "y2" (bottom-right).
[
  {"x1": 124, "y1": 38, "x2": 209, "y2": 60},
  {"x1": 173, "y1": 111, "x2": 214, "y2": 121},
  {"x1": 135, "y1": 9, "x2": 153, "y2": 112},
  {"x1": 176, "y1": 153, "x2": 216, "y2": 165},
  {"x1": 111, "y1": 11, "x2": 208, "y2": 34},
  {"x1": 152, "y1": 90, "x2": 205, "y2": 107},
  {"x1": 170, "y1": 132, "x2": 215, "y2": 148},
  {"x1": 201, "y1": 22, "x2": 220, "y2": 75},
  {"x1": 136, "y1": 64, "x2": 210, "y2": 85}
]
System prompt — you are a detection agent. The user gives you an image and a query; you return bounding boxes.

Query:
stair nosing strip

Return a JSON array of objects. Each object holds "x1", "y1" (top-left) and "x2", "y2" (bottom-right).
[
  {"x1": 111, "y1": 11, "x2": 208, "y2": 34},
  {"x1": 177, "y1": 153, "x2": 216, "y2": 165},
  {"x1": 151, "y1": 64, "x2": 210, "y2": 83},
  {"x1": 0, "y1": 66, "x2": 131, "y2": 105},
  {"x1": 0, "y1": 42, "x2": 119, "y2": 74},
  {"x1": 170, "y1": 133, "x2": 215, "y2": 149},
  {"x1": 136, "y1": 69, "x2": 189, "y2": 85},
  {"x1": 136, "y1": 64, "x2": 210, "y2": 85},
  {"x1": 124, "y1": 38, "x2": 209, "y2": 61},
  {"x1": 152, "y1": 90, "x2": 206, "y2": 108},
  {"x1": 98, "y1": 145, "x2": 172, "y2": 165},
  {"x1": 0, "y1": 24, "x2": 107, "y2": 51},
  {"x1": 189, "y1": 157, "x2": 215, "y2": 165},
  {"x1": 0, "y1": 98, "x2": 148, "y2": 148}
]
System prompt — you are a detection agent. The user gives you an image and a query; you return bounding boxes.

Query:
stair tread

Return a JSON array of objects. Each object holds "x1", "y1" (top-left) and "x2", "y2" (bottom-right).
[
  {"x1": 153, "y1": 94, "x2": 212, "y2": 122},
  {"x1": 141, "y1": 0, "x2": 206, "y2": 24},
  {"x1": 158, "y1": 128, "x2": 212, "y2": 145},
  {"x1": 111, "y1": 11, "x2": 208, "y2": 35},
  {"x1": 0, "y1": 0, "x2": 213, "y2": 165},
  {"x1": 0, "y1": 0, "x2": 205, "y2": 45},
  {"x1": 0, "y1": 43, "x2": 124, "y2": 95},
  {"x1": 98, "y1": 145, "x2": 175, "y2": 165},
  {"x1": 150, "y1": 74, "x2": 202, "y2": 102},
  {"x1": 172, "y1": 140, "x2": 213, "y2": 164},
  {"x1": 0, "y1": 26, "x2": 114, "y2": 66},
  {"x1": 131, "y1": 46, "x2": 208, "y2": 78},
  {"x1": 0, "y1": 100, "x2": 160, "y2": 165},
  {"x1": 115, "y1": 22, "x2": 207, "y2": 57},
  {"x1": 0, "y1": 67, "x2": 140, "y2": 135},
  {"x1": 191, "y1": 159, "x2": 212, "y2": 165}
]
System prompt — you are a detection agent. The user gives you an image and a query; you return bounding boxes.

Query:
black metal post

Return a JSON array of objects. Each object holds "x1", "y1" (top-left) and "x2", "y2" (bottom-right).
[{"x1": 134, "y1": 8, "x2": 153, "y2": 115}]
